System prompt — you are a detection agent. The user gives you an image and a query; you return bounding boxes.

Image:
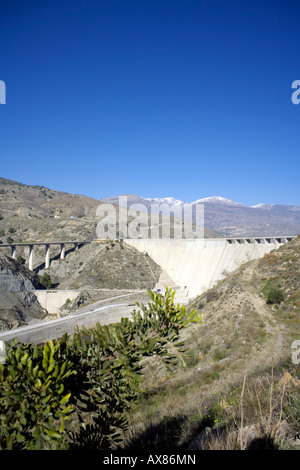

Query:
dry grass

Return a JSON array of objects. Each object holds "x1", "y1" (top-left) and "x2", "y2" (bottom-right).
[{"x1": 124, "y1": 361, "x2": 300, "y2": 451}]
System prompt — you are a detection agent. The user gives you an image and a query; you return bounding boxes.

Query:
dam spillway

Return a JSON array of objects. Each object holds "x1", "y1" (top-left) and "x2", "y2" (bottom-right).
[{"x1": 125, "y1": 237, "x2": 296, "y2": 299}]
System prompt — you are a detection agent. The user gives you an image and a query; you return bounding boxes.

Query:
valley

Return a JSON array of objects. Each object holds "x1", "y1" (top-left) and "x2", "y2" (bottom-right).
[{"x1": 0, "y1": 177, "x2": 299, "y2": 450}]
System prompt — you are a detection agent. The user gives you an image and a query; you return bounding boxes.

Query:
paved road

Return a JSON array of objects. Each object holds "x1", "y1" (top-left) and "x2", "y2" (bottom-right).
[
  {"x1": 0, "y1": 302, "x2": 136, "y2": 345},
  {"x1": 0, "y1": 289, "x2": 185, "y2": 346}
]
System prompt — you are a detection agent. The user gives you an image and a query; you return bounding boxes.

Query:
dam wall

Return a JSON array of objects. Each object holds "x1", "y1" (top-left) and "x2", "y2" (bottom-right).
[
  {"x1": 125, "y1": 237, "x2": 294, "y2": 299},
  {"x1": 33, "y1": 290, "x2": 80, "y2": 314}
]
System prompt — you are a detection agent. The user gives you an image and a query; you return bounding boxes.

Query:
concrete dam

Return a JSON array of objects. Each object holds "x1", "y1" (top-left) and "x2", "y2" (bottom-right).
[{"x1": 125, "y1": 236, "x2": 296, "y2": 299}]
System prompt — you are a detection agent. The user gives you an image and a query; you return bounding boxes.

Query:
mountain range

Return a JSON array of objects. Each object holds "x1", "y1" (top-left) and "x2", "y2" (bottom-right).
[
  {"x1": 100, "y1": 195, "x2": 300, "y2": 237},
  {"x1": 0, "y1": 176, "x2": 299, "y2": 238}
]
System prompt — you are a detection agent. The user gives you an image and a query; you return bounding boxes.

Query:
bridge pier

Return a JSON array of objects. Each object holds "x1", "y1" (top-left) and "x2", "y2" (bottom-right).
[
  {"x1": 28, "y1": 245, "x2": 34, "y2": 271},
  {"x1": 60, "y1": 244, "x2": 66, "y2": 259},
  {"x1": 1, "y1": 240, "x2": 87, "y2": 271},
  {"x1": 45, "y1": 244, "x2": 51, "y2": 269},
  {"x1": 11, "y1": 245, "x2": 17, "y2": 260}
]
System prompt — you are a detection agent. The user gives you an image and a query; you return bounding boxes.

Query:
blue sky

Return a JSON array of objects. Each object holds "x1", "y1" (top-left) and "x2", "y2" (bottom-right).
[{"x1": 0, "y1": 0, "x2": 299, "y2": 206}]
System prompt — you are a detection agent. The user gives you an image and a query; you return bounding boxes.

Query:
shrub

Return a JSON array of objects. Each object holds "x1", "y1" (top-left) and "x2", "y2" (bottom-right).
[
  {"x1": 40, "y1": 273, "x2": 53, "y2": 289},
  {"x1": 0, "y1": 338, "x2": 75, "y2": 449},
  {"x1": 266, "y1": 287, "x2": 285, "y2": 305},
  {"x1": 0, "y1": 289, "x2": 202, "y2": 450}
]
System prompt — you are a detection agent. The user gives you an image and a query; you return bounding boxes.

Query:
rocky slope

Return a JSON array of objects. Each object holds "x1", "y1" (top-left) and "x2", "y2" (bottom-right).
[
  {"x1": 39, "y1": 239, "x2": 162, "y2": 290},
  {"x1": 0, "y1": 250, "x2": 46, "y2": 330},
  {"x1": 0, "y1": 250, "x2": 42, "y2": 291}
]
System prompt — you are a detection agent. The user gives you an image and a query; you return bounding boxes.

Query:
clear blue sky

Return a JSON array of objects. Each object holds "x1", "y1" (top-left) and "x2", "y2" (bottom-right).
[{"x1": 0, "y1": 0, "x2": 299, "y2": 206}]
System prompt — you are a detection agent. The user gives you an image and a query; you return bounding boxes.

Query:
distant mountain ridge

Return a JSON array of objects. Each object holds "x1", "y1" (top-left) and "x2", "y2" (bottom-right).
[
  {"x1": 0, "y1": 175, "x2": 299, "y2": 238},
  {"x1": 100, "y1": 194, "x2": 300, "y2": 237},
  {"x1": 143, "y1": 195, "x2": 245, "y2": 206}
]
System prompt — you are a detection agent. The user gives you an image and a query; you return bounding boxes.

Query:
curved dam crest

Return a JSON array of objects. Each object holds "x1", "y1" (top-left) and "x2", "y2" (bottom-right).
[{"x1": 125, "y1": 237, "x2": 295, "y2": 299}]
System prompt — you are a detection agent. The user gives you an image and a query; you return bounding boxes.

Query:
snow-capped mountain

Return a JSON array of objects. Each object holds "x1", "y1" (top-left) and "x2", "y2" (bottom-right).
[
  {"x1": 143, "y1": 196, "x2": 185, "y2": 206},
  {"x1": 191, "y1": 196, "x2": 245, "y2": 205},
  {"x1": 99, "y1": 194, "x2": 300, "y2": 237},
  {"x1": 143, "y1": 195, "x2": 245, "y2": 206},
  {"x1": 250, "y1": 203, "x2": 274, "y2": 208}
]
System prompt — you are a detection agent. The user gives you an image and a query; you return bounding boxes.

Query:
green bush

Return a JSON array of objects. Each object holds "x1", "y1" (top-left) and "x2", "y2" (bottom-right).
[
  {"x1": 266, "y1": 287, "x2": 285, "y2": 304},
  {"x1": 40, "y1": 273, "x2": 53, "y2": 289},
  {"x1": 0, "y1": 338, "x2": 76, "y2": 449},
  {"x1": 0, "y1": 289, "x2": 202, "y2": 450},
  {"x1": 16, "y1": 255, "x2": 25, "y2": 265}
]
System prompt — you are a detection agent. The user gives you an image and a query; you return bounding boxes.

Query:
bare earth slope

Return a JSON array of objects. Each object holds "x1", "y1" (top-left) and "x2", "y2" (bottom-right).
[{"x1": 43, "y1": 239, "x2": 162, "y2": 290}]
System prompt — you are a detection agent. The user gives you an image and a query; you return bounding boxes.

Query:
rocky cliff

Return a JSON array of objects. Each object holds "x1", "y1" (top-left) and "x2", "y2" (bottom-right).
[{"x1": 0, "y1": 250, "x2": 46, "y2": 331}]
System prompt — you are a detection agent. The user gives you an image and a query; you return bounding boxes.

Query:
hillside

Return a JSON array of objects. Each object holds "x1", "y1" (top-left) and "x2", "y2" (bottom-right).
[
  {"x1": 39, "y1": 239, "x2": 162, "y2": 291},
  {"x1": 0, "y1": 178, "x2": 220, "y2": 244},
  {"x1": 126, "y1": 236, "x2": 300, "y2": 450},
  {"x1": 0, "y1": 177, "x2": 99, "y2": 220},
  {"x1": 0, "y1": 177, "x2": 100, "y2": 244}
]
